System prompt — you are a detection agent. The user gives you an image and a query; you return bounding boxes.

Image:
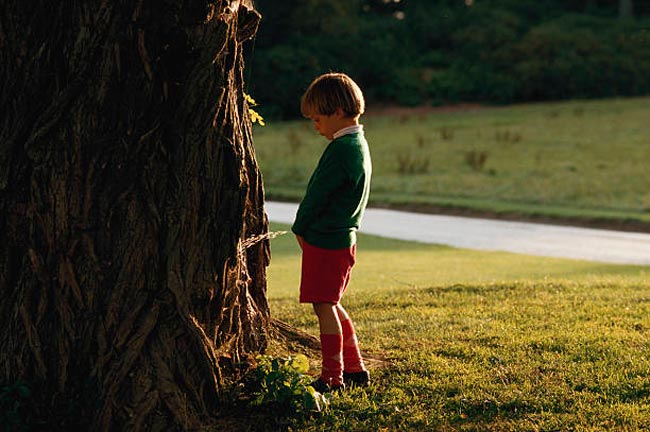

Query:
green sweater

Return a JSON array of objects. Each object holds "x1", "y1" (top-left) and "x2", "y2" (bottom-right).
[{"x1": 292, "y1": 131, "x2": 372, "y2": 249}]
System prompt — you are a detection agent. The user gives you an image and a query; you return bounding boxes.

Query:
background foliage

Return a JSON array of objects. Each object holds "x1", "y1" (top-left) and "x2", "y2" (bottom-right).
[{"x1": 248, "y1": 0, "x2": 650, "y2": 118}]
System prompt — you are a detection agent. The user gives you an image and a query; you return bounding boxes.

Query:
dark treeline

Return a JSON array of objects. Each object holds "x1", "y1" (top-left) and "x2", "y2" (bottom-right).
[{"x1": 247, "y1": 0, "x2": 650, "y2": 119}]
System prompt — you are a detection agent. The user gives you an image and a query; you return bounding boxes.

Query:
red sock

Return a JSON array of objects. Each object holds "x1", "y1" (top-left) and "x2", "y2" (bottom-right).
[
  {"x1": 341, "y1": 319, "x2": 365, "y2": 373},
  {"x1": 320, "y1": 333, "x2": 343, "y2": 386}
]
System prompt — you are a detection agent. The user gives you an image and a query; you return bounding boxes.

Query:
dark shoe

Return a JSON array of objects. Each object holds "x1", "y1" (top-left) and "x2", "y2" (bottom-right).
[
  {"x1": 310, "y1": 378, "x2": 345, "y2": 393},
  {"x1": 343, "y1": 370, "x2": 370, "y2": 387}
]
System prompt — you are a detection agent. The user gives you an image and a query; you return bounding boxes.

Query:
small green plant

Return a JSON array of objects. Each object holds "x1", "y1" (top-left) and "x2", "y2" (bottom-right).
[
  {"x1": 438, "y1": 126, "x2": 455, "y2": 141},
  {"x1": 495, "y1": 129, "x2": 522, "y2": 144},
  {"x1": 464, "y1": 149, "x2": 489, "y2": 171},
  {"x1": 396, "y1": 135, "x2": 430, "y2": 175},
  {"x1": 415, "y1": 134, "x2": 427, "y2": 149},
  {"x1": 245, "y1": 354, "x2": 329, "y2": 414},
  {"x1": 397, "y1": 151, "x2": 430, "y2": 175}
]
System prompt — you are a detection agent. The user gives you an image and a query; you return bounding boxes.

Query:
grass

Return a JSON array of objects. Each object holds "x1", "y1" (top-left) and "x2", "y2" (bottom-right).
[
  {"x1": 249, "y1": 97, "x2": 650, "y2": 429},
  {"x1": 255, "y1": 223, "x2": 650, "y2": 431},
  {"x1": 253, "y1": 96, "x2": 650, "y2": 227}
]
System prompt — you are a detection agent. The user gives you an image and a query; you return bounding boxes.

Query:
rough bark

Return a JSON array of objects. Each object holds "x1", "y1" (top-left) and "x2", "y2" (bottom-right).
[{"x1": 0, "y1": 0, "x2": 268, "y2": 430}]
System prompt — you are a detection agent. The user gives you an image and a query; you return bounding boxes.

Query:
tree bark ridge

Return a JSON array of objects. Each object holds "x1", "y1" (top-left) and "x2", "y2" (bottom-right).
[{"x1": 1, "y1": 1, "x2": 267, "y2": 430}]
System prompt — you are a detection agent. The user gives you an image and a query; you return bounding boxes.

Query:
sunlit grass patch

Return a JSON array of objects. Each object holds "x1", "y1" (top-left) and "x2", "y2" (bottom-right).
[{"x1": 263, "y1": 224, "x2": 650, "y2": 431}]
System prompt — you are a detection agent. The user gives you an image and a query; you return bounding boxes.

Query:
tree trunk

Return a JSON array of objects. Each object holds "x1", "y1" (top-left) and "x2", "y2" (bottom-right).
[{"x1": 0, "y1": 0, "x2": 268, "y2": 430}]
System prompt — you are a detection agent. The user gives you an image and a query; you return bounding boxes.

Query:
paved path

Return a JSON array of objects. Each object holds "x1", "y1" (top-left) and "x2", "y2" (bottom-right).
[{"x1": 265, "y1": 201, "x2": 650, "y2": 266}]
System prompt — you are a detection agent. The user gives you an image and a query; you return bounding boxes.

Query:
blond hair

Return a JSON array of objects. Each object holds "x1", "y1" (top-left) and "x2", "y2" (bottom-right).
[{"x1": 300, "y1": 73, "x2": 365, "y2": 118}]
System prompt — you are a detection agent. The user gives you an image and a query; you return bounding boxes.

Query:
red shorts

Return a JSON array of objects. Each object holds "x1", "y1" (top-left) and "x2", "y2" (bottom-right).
[{"x1": 299, "y1": 241, "x2": 356, "y2": 304}]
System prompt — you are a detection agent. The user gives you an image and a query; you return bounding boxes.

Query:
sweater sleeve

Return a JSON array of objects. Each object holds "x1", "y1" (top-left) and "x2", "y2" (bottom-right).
[{"x1": 292, "y1": 146, "x2": 348, "y2": 236}]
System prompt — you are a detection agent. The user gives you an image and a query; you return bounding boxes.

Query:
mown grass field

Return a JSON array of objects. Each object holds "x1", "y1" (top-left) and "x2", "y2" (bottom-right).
[
  {"x1": 258, "y1": 223, "x2": 650, "y2": 431},
  {"x1": 253, "y1": 97, "x2": 650, "y2": 227}
]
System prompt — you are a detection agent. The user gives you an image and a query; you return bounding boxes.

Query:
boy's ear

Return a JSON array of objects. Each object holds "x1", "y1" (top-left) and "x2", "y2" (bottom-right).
[{"x1": 334, "y1": 107, "x2": 346, "y2": 118}]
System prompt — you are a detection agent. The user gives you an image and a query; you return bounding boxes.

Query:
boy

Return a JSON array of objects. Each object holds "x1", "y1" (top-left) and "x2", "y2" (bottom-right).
[{"x1": 292, "y1": 73, "x2": 372, "y2": 393}]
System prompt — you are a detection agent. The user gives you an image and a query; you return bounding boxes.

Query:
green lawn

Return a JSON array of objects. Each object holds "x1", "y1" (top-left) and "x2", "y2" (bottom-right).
[
  {"x1": 261, "y1": 223, "x2": 650, "y2": 431},
  {"x1": 252, "y1": 98, "x2": 650, "y2": 430},
  {"x1": 253, "y1": 97, "x2": 650, "y2": 226}
]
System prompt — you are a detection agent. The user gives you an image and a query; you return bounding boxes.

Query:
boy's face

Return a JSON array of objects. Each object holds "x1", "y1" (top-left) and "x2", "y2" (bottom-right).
[
  {"x1": 307, "y1": 109, "x2": 357, "y2": 141},
  {"x1": 308, "y1": 113, "x2": 341, "y2": 141}
]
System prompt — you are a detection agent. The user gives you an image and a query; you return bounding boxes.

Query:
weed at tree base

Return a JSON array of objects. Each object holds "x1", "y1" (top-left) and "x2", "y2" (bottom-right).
[{"x1": 238, "y1": 354, "x2": 329, "y2": 415}]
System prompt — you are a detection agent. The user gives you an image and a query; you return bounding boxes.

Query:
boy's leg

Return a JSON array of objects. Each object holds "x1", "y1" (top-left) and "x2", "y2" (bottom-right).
[
  {"x1": 336, "y1": 305, "x2": 366, "y2": 372},
  {"x1": 313, "y1": 303, "x2": 344, "y2": 387},
  {"x1": 336, "y1": 304, "x2": 370, "y2": 385}
]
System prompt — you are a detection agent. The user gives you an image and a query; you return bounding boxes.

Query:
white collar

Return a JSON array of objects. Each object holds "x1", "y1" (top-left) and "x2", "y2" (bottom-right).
[{"x1": 333, "y1": 124, "x2": 363, "y2": 139}]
